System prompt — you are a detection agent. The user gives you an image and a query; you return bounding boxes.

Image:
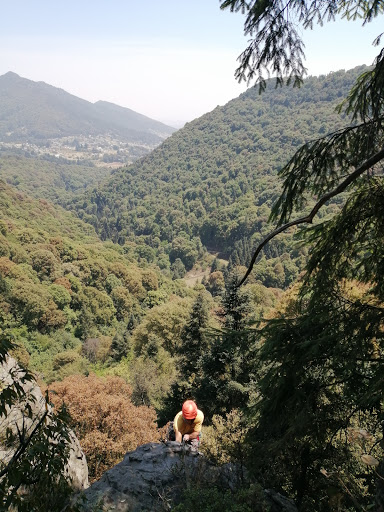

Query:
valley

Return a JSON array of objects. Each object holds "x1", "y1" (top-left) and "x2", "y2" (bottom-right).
[
  {"x1": 1, "y1": 57, "x2": 384, "y2": 512},
  {"x1": 0, "y1": 132, "x2": 154, "y2": 169}
]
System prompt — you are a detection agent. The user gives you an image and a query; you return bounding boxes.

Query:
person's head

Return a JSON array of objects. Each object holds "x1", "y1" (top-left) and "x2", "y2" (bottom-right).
[{"x1": 182, "y1": 400, "x2": 197, "y2": 423}]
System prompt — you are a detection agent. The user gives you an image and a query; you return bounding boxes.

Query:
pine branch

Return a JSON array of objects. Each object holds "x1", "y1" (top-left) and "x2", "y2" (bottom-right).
[
  {"x1": 272, "y1": 119, "x2": 384, "y2": 224},
  {"x1": 239, "y1": 146, "x2": 384, "y2": 286}
]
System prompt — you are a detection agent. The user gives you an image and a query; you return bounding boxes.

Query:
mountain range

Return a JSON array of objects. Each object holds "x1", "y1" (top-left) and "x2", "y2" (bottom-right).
[
  {"x1": 0, "y1": 72, "x2": 178, "y2": 199},
  {"x1": 0, "y1": 72, "x2": 176, "y2": 144},
  {"x1": 0, "y1": 66, "x2": 367, "y2": 288}
]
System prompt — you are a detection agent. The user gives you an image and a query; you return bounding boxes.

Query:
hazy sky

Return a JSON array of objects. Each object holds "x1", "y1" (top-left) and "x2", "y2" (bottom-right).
[{"x1": 1, "y1": 1, "x2": 383, "y2": 126}]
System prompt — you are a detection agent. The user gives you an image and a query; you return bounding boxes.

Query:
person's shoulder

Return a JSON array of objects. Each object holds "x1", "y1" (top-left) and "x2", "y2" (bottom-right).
[{"x1": 196, "y1": 409, "x2": 204, "y2": 422}]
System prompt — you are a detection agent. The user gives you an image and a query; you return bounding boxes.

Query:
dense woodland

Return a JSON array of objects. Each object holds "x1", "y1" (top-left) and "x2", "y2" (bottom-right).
[
  {"x1": 1, "y1": 1, "x2": 384, "y2": 508},
  {"x1": 0, "y1": 149, "x2": 112, "y2": 203},
  {"x1": 70, "y1": 67, "x2": 363, "y2": 288},
  {"x1": 0, "y1": 178, "x2": 278, "y2": 493}
]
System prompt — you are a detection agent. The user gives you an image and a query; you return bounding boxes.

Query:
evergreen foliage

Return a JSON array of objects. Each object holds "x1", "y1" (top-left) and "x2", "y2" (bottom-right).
[
  {"x1": 220, "y1": 0, "x2": 383, "y2": 89},
  {"x1": 179, "y1": 290, "x2": 210, "y2": 372},
  {"x1": 220, "y1": 1, "x2": 384, "y2": 509},
  {"x1": 109, "y1": 325, "x2": 132, "y2": 362},
  {"x1": 222, "y1": 269, "x2": 252, "y2": 331},
  {"x1": 156, "y1": 291, "x2": 211, "y2": 424},
  {"x1": 192, "y1": 269, "x2": 256, "y2": 419},
  {"x1": 195, "y1": 327, "x2": 257, "y2": 419}
]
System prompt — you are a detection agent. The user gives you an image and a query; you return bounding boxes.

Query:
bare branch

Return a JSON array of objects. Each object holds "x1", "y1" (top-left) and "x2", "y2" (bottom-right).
[{"x1": 239, "y1": 146, "x2": 384, "y2": 286}]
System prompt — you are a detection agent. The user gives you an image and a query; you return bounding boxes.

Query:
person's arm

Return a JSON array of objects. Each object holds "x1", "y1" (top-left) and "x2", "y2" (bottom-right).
[
  {"x1": 182, "y1": 431, "x2": 199, "y2": 441},
  {"x1": 174, "y1": 412, "x2": 182, "y2": 442}
]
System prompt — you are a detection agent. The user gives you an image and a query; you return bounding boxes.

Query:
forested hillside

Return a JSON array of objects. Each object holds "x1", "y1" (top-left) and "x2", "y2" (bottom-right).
[
  {"x1": 2, "y1": 0, "x2": 384, "y2": 506},
  {"x1": 0, "y1": 149, "x2": 111, "y2": 203},
  {"x1": 0, "y1": 180, "x2": 195, "y2": 384},
  {"x1": 72, "y1": 67, "x2": 364, "y2": 287},
  {"x1": 0, "y1": 178, "x2": 280, "y2": 488}
]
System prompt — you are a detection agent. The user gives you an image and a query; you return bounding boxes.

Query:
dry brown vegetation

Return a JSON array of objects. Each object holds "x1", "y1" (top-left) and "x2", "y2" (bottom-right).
[{"x1": 49, "y1": 374, "x2": 161, "y2": 481}]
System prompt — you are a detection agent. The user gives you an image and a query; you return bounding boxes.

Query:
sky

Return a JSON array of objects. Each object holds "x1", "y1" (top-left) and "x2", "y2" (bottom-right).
[{"x1": 1, "y1": 1, "x2": 383, "y2": 127}]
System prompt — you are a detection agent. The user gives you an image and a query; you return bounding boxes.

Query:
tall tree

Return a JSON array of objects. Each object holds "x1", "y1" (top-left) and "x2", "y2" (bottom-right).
[
  {"x1": 222, "y1": 268, "x2": 252, "y2": 331},
  {"x1": 158, "y1": 291, "x2": 210, "y2": 424},
  {"x1": 179, "y1": 290, "x2": 210, "y2": 375},
  {"x1": 193, "y1": 270, "x2": 255, "y2": 418},
  {"x1": 220, "y1": 0, "x2": 384, "y2": 509}
]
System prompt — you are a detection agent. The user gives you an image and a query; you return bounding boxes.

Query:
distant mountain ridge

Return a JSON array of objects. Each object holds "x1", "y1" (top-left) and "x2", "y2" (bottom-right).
[{"x1": 0, "y1": 72, "x2": 176, "y2": 143}]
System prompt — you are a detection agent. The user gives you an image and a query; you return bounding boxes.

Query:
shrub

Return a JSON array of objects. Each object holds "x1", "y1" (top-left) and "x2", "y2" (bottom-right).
[
  {"x1": 202, "y1": 409, "x2": 251, "y2": 469},
  {"x1": 50, "y1": 374, "x2": 160, "y2": 480}
]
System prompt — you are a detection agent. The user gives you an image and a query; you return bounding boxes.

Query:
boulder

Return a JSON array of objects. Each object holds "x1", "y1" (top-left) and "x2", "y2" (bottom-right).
[
  {"x1": 82, "y1": 442, "x2": 297, "y2": 512},
  {"x1": 0, "y1": 356, "x2": 89, "y2": 490},
  {"x1": 82, "y1": 441, "x2": 244, "y2": 511}
]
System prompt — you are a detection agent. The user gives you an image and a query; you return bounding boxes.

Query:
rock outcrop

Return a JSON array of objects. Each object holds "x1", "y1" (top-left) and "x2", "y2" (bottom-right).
[
  {"x1": 0, "y1": 356, "x2": 89, "y2": 490},
  {"x1": 1, "y1": 356, "x2": 298, "y2": 510},
  {"x1": 83, "y1": 442, "x2": 297, "y2": 512}
]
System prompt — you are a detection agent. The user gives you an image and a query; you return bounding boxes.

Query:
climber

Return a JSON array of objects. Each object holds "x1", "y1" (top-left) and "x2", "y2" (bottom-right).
[{"x1": 171, "y1": 400, "x2": 204, "y2": 451}]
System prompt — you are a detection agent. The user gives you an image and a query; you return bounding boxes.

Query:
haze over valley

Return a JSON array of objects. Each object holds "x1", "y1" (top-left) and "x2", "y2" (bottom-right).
[{"x1": 0, "y1": 71, "x2": 176, "y2": 171}]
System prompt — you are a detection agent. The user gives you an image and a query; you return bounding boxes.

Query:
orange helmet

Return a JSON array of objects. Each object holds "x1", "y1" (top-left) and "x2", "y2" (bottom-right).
[{"x1": 182, "y1": 400, "x2": 198, "y2": 420}]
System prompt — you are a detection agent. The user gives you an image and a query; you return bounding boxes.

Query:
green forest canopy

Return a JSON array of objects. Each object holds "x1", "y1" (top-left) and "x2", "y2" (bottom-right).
[
  {"x1": 2, "y1": 0, "x2": 384, "y2": 506},
  {"x1": 215, "y1": 0, "x2": 384, "y2": 509},
  {"x1": 70, "y1": 67, "x2": 364, "y2": 288}
]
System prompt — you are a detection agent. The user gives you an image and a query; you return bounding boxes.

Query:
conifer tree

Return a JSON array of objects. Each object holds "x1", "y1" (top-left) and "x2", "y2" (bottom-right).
[
  {"x1": 194, "y1": 328, "x2": 257, "y2": 419},
  {"x1": 127, "y1": 312, "x2": 139, "y2": 333},
  {"x1": 109, "y1": 326, "x2": 132, "y2": 362},
  {"x1": 179, "y1": 290, "x2": 210, "y2": 376},
  {"x1": 210, "y1": 257, "x2": 220, "y2": 273},
  {"x1": 193, "y1": 270, "x2": 255, "y2": 418},
  {"x1": 158, "y1": 291, "x2": 210, "y2": 423},
  {"x1": 222, "y1": 268, "x2": 252, "y2": 331},
  {"x1": 220, "y1": 0, "x2": 384, "y2": 508}
]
